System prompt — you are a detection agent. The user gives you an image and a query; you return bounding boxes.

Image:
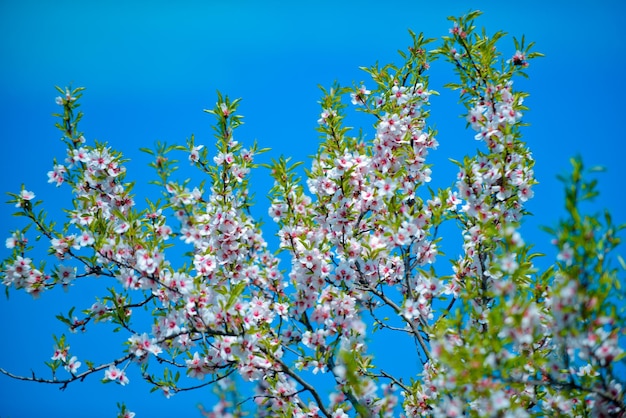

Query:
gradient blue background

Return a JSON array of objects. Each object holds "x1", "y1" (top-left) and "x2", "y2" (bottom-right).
[{"x1": 1, "y1": 1, "x2": 624, "y2": 417}]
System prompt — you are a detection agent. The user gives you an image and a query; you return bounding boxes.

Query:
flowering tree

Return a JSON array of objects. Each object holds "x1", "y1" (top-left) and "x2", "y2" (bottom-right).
[{"x1": 2, "y1": 11, "x2": 625, "y2": 417}]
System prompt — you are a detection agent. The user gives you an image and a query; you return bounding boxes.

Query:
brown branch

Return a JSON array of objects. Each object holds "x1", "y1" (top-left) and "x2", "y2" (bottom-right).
[
  {"x1": 369, "y1": 285, "x2": 431, "y2": 361},
  {"x1": 518, "y1": 378, "x2": 626, "y2": 412},
  {"x1": 353, "y1": 262, "x2": 432, "y2": 363},
  {"x1": 377, "y1": 369, "x2": 411, "y2": 393},
  {"x1": 264, "y1": 350, "x2": 331, "y2": 418},
  {"x1": 0, "y1": 353, "x2": 134, "y2": 390}
]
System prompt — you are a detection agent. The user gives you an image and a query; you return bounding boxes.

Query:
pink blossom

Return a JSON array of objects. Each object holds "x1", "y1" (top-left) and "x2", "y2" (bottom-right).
[
  {"x1": 350, "y1": 85, "x2": 371, "y2": 105},
  {"x1": 510, "y1": 50, "x2": 527, "y2": 66},
  {"x1": 128, "y1": 333, "x2": 162, "y2": 358},
  {"x1": 557, "y1": 244, "x2": 574, "y2": 266},
  {"x1": 5, "y1": 233, "x2": 18, "y2": 249},
  {"x1": 77, "y1": 231, "x2": 94, "y2": 247},
  {"x1": 90, "y1": 302, "x2": 109, "y2": 319},
  {"x1": 47, "y1": 164, "x2": 67, "y2": 186},
  {"x1": 64, "y1": 356, "x2": 81, "y2": 374},
  {"x1": 104, "y1": 365, "x2": 129, "y2": 385},
  {"x1": 186, "y1": 352, "x2": 207, "y2": 379},
  {"x1": 15, "y1": 189, "x2": 35, "y2": 208},
  {"x1": 57, "y1": 265, "x2": 76, "y2": 284},
  {"x1": 136, "y1": 249, "x2": 162, "y2": 274},
  {"x1": 189, "y1": 145, "x2": 204, "y2": 164},
  {"x1": 52, "y1": 345, "x2": 69, "y2": 362},
  {"x1": 317, "y1": 108, "x2": 336, "y2": 125},
  {"x1": 500, "y1": 253, "x2": 518, "y2": 273}
]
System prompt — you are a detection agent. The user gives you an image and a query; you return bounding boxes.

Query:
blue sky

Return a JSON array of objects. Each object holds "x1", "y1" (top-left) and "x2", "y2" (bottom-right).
[{"x1": 1, "y1": 1, "x2": 625, "y2": 417}]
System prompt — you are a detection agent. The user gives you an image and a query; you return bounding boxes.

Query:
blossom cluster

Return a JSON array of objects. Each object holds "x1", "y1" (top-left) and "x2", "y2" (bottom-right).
[{"x1": 1, "y1": 12, "x2": 623, "y2": 418}]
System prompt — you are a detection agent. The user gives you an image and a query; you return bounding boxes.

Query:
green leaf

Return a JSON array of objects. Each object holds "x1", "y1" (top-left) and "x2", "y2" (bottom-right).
[
  {"x1": 226, "y1": 282, "x2": 246, "y2": 309},
  {"x1": 618, "y1": 255, "x2": 626, "y2": 271}
]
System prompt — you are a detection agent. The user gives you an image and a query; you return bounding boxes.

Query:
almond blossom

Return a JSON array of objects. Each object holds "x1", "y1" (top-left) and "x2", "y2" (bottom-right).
[{"x1": 1, "y1": 13, "x2": 623, "y2": 418}]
